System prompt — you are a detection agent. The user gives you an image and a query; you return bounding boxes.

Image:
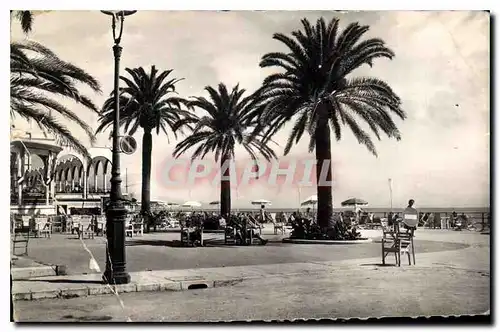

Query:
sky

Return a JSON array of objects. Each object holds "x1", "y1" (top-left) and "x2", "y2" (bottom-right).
[{"x1": 10, "y1": 10, "x2": 490, "y2": 208}]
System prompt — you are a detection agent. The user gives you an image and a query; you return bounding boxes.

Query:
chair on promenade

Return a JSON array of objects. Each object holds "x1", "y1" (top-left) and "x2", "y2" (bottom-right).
[
  {"x1": 224, "y1": 216, "x2": 256, "y2": 245},
  {"x1": 440, "y1": 216, "x2": 450, "y2": 229},
  {"x1": 125, "y1": 215, "x2": 134, "y2": 237},
  {"x1": 69, "y1": 215, "x2": 81, "y2": 236},
  {"x1": 180, "y1": 218, "x2": 204, "y2": 247},
  {"x1": 50, "y1": 215, "x2": 63, "y2": 233},
  {"x1": 12, "y1": 215, "x2": 30, "y2": 256},
  {"x1": 224, "y1": 226, "x2": 238, "y2": 245},
  {"x1": 247, "y1": 214, "x2": 263, "y2": 234},
  {"x1": 272, "y1": 212, "x2": 285, "y2": 235},
  {"x1": 95, "y1": 215, "x2": 106, "y2": 236},
  {"x1": 79, "y1": 215, "x2": 95, "y2": 239},
  {"x1": 133, "y1": 215, "x2": 144, "y2": 237},
  {"x1": 34, "y1": 216, "x2": 52, "y2": 238},
  {"x1": 381, "y1": 212, "x2": 416, "y2": 266}
]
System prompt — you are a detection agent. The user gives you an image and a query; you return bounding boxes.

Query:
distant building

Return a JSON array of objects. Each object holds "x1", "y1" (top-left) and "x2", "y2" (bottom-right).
[{"x1": 10, "y1": 131, "x2": 131, "y2": 216}]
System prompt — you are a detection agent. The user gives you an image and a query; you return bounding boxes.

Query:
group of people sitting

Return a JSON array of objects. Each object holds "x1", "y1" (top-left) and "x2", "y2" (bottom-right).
[{"x1": 179, "y1": 212, "x2": 269, "y2": 246}]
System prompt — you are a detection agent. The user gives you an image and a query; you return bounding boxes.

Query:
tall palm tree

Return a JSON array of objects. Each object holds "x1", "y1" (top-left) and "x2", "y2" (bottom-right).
[
  {"x1": 96, "y1": 66, "x2": 191, "y2": 218},
  {"x1": 252, "y1": 17, "x2": 406, "y2": 229},
  {"x1": 10, "y1": 40, "x2": 101, "y2": 157},
  {"x1": 10, "y1": 10, "x2": 34, "y2": 34},
  {"x1": 173, "y1": 83, "x2": 277, "y2": 217}
]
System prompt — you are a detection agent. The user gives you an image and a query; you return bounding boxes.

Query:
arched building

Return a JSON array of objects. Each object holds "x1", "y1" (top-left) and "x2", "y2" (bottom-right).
[{"x1": 10, "y1": 131, "x2": 130, "y2": 215}]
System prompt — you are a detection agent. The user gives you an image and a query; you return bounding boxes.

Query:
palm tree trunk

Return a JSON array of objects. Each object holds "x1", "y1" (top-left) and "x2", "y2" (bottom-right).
[
  {"x1": 141, "y1": 130, "x2": 152, "y2": 231},
  {"x1": 315, "y1": 116, "x2": 334, "y2": 230},
  {"x1": 220, "y1": 154, "x2": 231, "y2": 218}
]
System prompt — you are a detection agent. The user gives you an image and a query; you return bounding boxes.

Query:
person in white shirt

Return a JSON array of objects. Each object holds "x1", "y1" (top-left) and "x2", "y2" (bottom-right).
[{"x1": 402, "y1": 199, "x2": 418, "y2": 233}]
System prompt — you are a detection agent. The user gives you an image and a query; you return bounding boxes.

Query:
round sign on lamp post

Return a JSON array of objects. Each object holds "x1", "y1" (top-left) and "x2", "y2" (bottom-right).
[{"x1": 119, "y1": 136, "x2": 137, "y2": 155}]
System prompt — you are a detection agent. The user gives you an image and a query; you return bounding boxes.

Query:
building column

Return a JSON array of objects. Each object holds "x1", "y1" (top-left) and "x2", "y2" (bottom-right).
[
  {"x1": 103, "y1": 173, "x2": 107, "y2": 193},
  {"x1": 82, "y1": 168, "x2": 88, "y2": 199},
  {"x1": 17, "y1": 150, "x2": 24, "y2": 205}
]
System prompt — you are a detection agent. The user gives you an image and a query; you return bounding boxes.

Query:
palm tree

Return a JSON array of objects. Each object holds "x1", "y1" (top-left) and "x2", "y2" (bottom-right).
[
  {"x1": 11, "y1": 40, "x2": 101, "y2": 157},
  {"x1": 96, "y1": 66, "x2": 191, "y2": 220},
  {"x1": 10, "y1": 10, "x2": 34, "y2": 34},
  {"x1": 173, "y1": 83, "x2": 277, "y2": 217},
  {"x1": 252, "y1": 17, "x2": 406, "y2": 229}
]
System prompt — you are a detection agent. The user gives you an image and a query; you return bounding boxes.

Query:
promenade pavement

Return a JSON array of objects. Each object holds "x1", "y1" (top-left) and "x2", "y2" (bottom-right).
[{"x1": 13, "y1": 229, "x2": 490, "y2": 321}]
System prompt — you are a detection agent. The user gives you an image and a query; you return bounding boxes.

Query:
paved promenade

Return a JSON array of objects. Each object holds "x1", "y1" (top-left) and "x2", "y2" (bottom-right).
[
  {"x1": 13, "y1": 227, "x2": 473, "y2": 274},
  {"x1": 12, "y1": 229, "x2": 490, "y2": 321}
]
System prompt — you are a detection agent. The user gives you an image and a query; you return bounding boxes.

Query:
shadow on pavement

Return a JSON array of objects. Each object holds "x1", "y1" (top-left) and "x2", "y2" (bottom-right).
[
  {"x1": 359, "y1": 263, "x2": 399, "y2": 267},
  {"x1": 126, "y1": 239, "x2": 182, "y2": 247},
  {"x1": 20, "y1": 279, "x2": 103, "y2": 284},
  {"x1": 62, "y1": 314, "x2": 113, "y2": 321}
]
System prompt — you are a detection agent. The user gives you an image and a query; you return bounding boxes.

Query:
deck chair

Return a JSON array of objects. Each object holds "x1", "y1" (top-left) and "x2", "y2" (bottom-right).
[
  {"x1": 247, "y1": 214, "x2": 263, "y2": 234},
  {"x1": 12, "y1": 215, "x2": 30, "y2": 256},
  {"x1": 79, "y1": 215, "x2": 95, "y2": 239},
  {"x1": 382, "y1": 212, "x2": 416, "y2": 266},
  {"x1": 34, "y1": 216, "x2": 52, "y2": 238}
]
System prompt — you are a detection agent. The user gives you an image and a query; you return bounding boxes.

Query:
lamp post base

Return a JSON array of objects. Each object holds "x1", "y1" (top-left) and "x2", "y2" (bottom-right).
[
  {"x1": 102, "y1": 201, "x2": 131, "y2": 285},
  {"x1": 103, "y1": 270, "x2": 131, "y2": 285}
]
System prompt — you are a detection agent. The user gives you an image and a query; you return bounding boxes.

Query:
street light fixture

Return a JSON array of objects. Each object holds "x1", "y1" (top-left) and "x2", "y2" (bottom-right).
[{"x1": 101, "y1": 10, "x2": 136, "y2": 285}]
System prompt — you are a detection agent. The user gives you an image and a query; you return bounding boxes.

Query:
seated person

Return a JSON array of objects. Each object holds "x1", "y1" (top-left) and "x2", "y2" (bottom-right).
[
  {"x1": 181, "y1": 218, "x2": 203, "y2": 245},
  {"x1": 229, "y1": 215, "x2": 267, "y2": 245},
  {"x1": 455, "y1": 213, "x2": 468, "y2": 230},
  {"x1": 219, "y1": 214, "x2": 227, "y2": 228},
  {"x1": 401, "y1": 199, "x2": 418, "y2": 234}
]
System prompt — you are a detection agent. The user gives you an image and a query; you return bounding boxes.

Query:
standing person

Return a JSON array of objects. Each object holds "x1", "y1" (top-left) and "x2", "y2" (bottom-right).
[
  {"x1": 260, "y1": 204, "x2": 266, "y2": 223},
  {"x1": 451, "y1": 210, "x2": 458, "y2": 228}
]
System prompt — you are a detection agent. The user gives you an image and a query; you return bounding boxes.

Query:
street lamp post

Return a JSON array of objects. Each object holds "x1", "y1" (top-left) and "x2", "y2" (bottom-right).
[
  {"x1": 388, "y1": 178, "x2": 393, "y2": 212},
  {"x1": 101, "y1": 10, "x2": 136, "y2": 285}
]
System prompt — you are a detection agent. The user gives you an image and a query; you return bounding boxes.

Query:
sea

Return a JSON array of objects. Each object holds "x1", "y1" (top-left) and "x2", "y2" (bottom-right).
[{"x1": 162, "y1": 206, "x2": 490, "y2": 221}]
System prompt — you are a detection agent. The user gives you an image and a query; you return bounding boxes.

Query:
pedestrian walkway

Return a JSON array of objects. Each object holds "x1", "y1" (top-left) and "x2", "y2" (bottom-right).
[{"x1": 12, "y1": 229, "x2": 489, "y2": 302}]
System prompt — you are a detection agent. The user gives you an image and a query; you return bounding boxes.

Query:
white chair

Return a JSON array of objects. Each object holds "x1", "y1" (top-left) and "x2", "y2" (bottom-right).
[
  {"x1": 272, "y1": 212, "x2": 285, "y2": 235},
  {"x1": 381, "y1": 211, "x2": 417, "y2": 266},
  {"x1": 34, "y1": 216, "x2": 52, "y2": 238},
  {"x1": 133, "y1": 215, "x2": 144, "y2": 236},
  {"x1": 79, "y1": 215, "x2": 95, "y2": 239},
  {"x1": 125, "y1": 215, "x2": 134, "y2": 237},
  {"x1": 70, "y1": 215, "x2": 81, "y2": 235},
  {"x1": 95, "y1": 215, "x2": 106, "y2": 236}
]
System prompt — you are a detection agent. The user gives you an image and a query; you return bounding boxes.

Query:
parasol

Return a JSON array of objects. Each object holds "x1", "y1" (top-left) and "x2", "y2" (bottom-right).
[
  {"x1": 251, "y1": 199, "x2": 271, "y2": 206},
  {"x1": 341, "y1": 198, "x2": 368, "y2": 212},
  {"x1": 301, "y1": 195, "x2": 318, "y2": 206},
  {"x1": 182, "y1": 201, "x2": 202, "y2": 208}
]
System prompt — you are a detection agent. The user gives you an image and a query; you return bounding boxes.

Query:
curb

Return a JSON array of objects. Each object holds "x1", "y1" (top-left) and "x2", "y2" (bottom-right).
[
  {"x1": 282, "y1": 238, "x2": 373, "y2": 245},
  {"x1": 12, "y1": 277, "x2": 244, "y2": 302}
]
